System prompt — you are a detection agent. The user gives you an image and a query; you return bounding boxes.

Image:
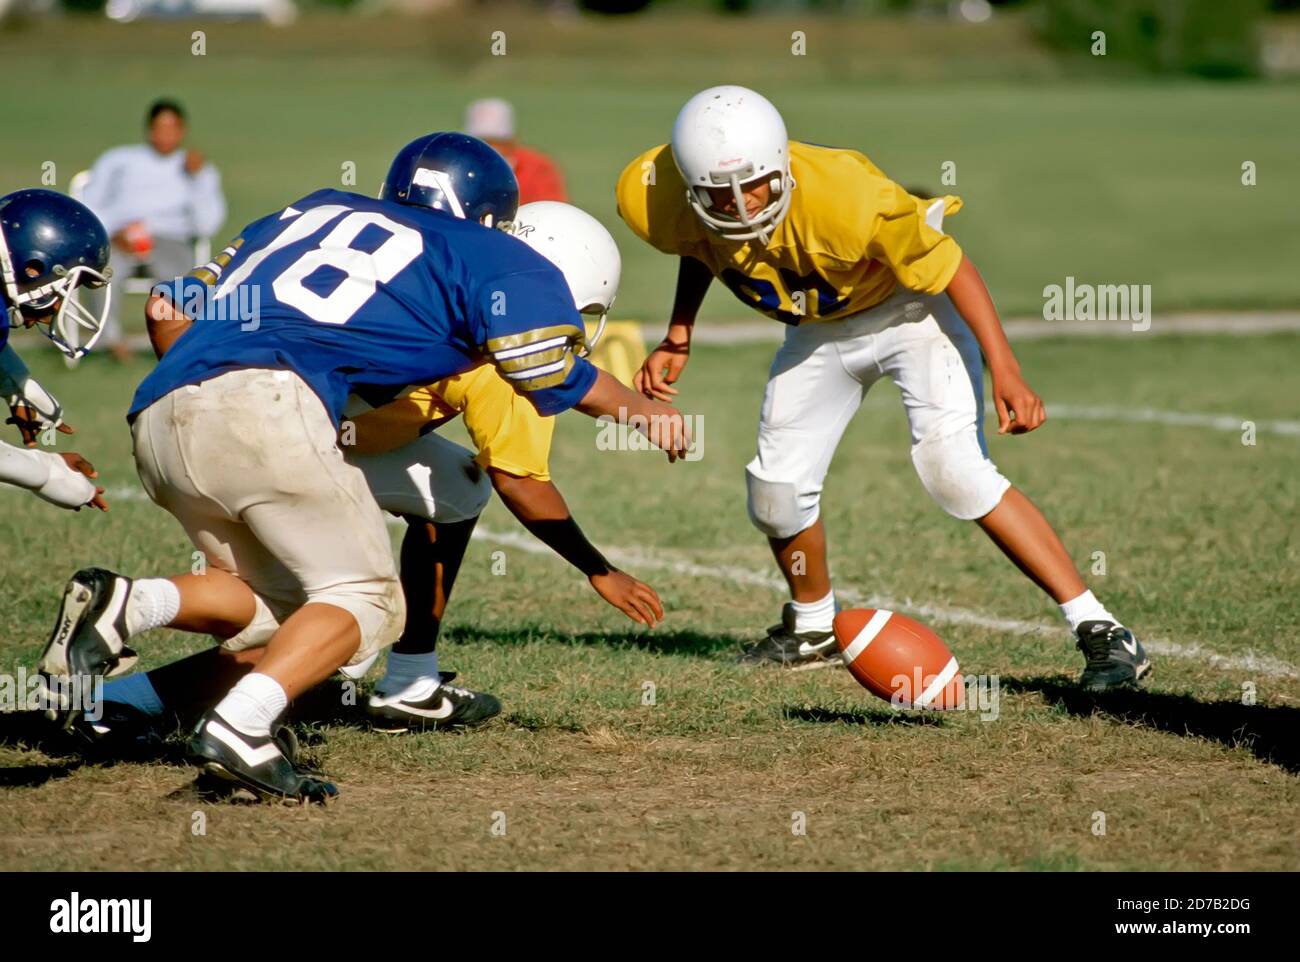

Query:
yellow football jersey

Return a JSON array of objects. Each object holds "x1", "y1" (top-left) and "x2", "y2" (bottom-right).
[
  {"x1": 348, "y1": 364, "x2": 554, "y2": 480},
  {"x1": 616, "y1": 141, "x2": 964, "y2": 324}
]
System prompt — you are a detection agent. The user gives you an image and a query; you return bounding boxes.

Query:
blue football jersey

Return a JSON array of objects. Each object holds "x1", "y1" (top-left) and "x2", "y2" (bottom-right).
[{"x1": 129, "y1": 189, "x2": 596, "y2": 423}]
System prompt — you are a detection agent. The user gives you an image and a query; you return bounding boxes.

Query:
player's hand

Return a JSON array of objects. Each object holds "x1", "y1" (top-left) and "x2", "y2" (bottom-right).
[
  {"x1": 184, "y1": 149, "x2": 206, "y2": 175},
  {"x1": 638, "y1": 400, "x2": 691, "y2": 462},
  {"x1": 7, "y1": 399, "x2": 73, "y2": 447},
  {"x1": 59, "y1": 452, "x2": 108, "y2": 511},
  {"x1": 589, "y1": 570, "x2": 664, "y2": 627},
  {"x1": 635, "y1": 333, "x2": 690, "y2": 401},
  {"x1": 991, "y1": 367, "x2": 1046, "y2": 435}
]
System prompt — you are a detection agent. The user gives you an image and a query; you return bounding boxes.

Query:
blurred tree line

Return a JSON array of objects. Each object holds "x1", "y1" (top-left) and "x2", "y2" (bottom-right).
[{"x1": 43, "y1": 0, "x2": 1284, "y2": 80}]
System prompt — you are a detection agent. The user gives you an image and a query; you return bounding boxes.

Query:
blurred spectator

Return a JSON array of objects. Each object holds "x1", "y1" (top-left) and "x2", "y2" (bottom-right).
[
  {"x1": 464, "y1": 98, "x2": 567, "y2": 205},
  {"x1": 81, "y1": 99, "x2": 226, "y2": 361}
]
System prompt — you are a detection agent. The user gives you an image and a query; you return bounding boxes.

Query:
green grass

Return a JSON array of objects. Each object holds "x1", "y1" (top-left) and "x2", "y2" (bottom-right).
[
  {"x1": 1, "y1": 11, "x2": 1298, "y2": 320},
  {"x1": 1, "y1": 330, "x2": 1297, "y2": 870},
  {"x1": 0, "y1": 8, "x2": 1297, "y2": 871}
]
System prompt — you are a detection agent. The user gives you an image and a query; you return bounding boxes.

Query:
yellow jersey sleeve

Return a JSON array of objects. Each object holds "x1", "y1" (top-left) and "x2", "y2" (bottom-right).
[
  {"x1": 865, "y1": 179, "x2": 964, "y2": 296},
  {"x1": 346, "y1": 386, "x2": 459, "y2": 456},
  {"x1": 438, "y1": 365, "x2": 554, "y2": 481},
  {"x1": 616, "y1": 145, "x2": 709, "y2": 259}
]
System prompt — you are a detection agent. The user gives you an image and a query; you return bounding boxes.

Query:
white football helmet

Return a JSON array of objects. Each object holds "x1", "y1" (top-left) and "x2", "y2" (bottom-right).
[
  {"x1": 670, "y1": 85, "x2": 794, "y2": 246},
  {"x1": 508, "y1": 201, "x2": 621, "y2": 354}
]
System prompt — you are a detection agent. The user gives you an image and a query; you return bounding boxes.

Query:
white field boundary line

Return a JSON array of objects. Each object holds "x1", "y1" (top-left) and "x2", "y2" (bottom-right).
[
  {"x1": 1047, "y1": 405, "x2": 1300, "y2": 437},
  {"x1": 689, "y1": 312, "x2": 1300, "y2": 345},
  {"x1": 469, "y1": 527, "x2": 1300, "y2": 681},
  {"x1": 75, "y1": 486, "x2": 1297, "y2": 679}
]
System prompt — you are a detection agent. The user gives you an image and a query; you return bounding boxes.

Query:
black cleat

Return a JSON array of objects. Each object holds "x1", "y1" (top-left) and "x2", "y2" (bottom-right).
[
  {"x1": 366, "y1": 672, "x2": 502, "y2": 732},
  {"x1": 36, "y1": 568, "x2": 139, "y2": 726},
  {"x1": 1076, "y1": 620, "x2": 1153, "y2": 692},
  {"x1": 67, "y1": 701, "x2": 165, "y2": 762},
  {"x1": 737, "y1": 603, "x2": 841, "y2": 668},
  {"x1": 37, "y1": 567, "x2": 138, "y2": 692},
  {"x1": 188, "y1": 710, "x2": 336, "y2": 804}
]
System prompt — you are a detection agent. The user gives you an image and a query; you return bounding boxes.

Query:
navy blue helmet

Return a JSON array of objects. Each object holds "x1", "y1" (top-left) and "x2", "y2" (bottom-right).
[
  {"x1": 0, "y1": 189, "x2": 112, "y2": 359},
  {"x1": 380, "y1": 132, "x2": 519, "y2": 228}
]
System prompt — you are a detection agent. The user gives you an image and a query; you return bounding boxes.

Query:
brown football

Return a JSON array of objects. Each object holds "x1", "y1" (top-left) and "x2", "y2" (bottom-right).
[{"x1": 833, "y1": 608, "x2": 964, "y2": 710}]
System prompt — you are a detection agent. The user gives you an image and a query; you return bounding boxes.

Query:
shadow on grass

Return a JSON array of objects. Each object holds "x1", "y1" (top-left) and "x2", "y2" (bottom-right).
[
  {"x1": 0, "y1": 761, "x2": 81, "y2": 788},
  {"x1": 441, "y1": 624, "x2": 742, "y2": 659},
  {"x1": 783, "y1": 704, "x2": 947, "y2": 727},
  {"x1": 1003, "y1": 675, "x2": 1300, "y2": 775},
  {"x1": 0, "y1": 710, "x2": 190, "y2": 771}
]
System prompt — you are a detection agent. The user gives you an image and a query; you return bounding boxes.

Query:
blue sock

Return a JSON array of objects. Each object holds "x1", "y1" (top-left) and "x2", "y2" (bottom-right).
[{"x1": 101, "y1": 672, "x2": 165, "y2": 717}]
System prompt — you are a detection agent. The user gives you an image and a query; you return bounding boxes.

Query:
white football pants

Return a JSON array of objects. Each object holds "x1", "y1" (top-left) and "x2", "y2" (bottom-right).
[
  {"x1": 131, "y1": 368, "x2": 404, "y2": 664},
  {"x1": 746, "y1": 288, "x2": 1011, "y2": 539}
]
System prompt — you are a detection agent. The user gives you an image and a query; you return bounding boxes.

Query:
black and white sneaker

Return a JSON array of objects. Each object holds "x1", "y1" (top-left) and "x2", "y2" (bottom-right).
[
  {"x1": 68, "y1": 701, "x2": 165, "y2": 762},
  {"x1": 1076, "y1": 620, "x2": 1153, "y2": 692},
  {"x1": 366, "y1": 672, "x2": 502, "y2": 732},
  {"x1": 188, "y1": 710, "x2": 337, "y2": 804},
  {"x1": 736, "y1": 603, "x2": 841, "y2": 668},
  {"x1": 37, "y1": 568, "x2": 138, "y2": 681}
]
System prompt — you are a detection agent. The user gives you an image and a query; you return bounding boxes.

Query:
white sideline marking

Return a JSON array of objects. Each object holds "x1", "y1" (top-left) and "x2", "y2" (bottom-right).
[
  {"x1": 469, "y1": 527, "x2": 1300, "y2": 680},
  {"x1": 1048, "y1": 405, "x2": 1300, "y2": 437},
  {"x1": 86, "y1": 487, "x2": 1299, "y2": 679}
]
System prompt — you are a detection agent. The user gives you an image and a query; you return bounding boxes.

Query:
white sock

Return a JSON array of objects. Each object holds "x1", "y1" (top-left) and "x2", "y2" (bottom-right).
[
  {"x1": 378, "y1": 650, "x2": 439, "y2": 698},
  {"x1": 213, "y1": 673, "x2": 287, "y2": 738},
  {"x1": 101, "y1": 672, "x2": 165, "y2": 717},
  {"x1": 1059, "y1": 590, "x2": 1118, "y2": 633},
  {"x1": 790, "y1": 590, "x2": 836, "y2": 634},
  {"x1": 124, "y1": 578, "x2": 181, "y2": 637}
]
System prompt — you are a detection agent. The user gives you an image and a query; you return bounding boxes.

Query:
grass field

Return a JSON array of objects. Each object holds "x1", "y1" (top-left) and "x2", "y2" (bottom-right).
[
  {"x1": 1, "y1": 328, "x2": 1297, "y2": 871},
  {"x1": 0, "y1": 9, "x2": 1297, "y2": 872}
]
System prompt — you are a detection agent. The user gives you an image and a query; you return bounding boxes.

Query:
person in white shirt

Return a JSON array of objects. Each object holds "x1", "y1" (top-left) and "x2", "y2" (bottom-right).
[{"x1": 81, "y1": 99, "x2": 226, "y2": 360}]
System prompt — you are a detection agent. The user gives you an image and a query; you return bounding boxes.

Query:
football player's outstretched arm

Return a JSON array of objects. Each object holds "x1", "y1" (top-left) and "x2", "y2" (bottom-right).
[
  {"x1": 945, "y1": 255, "x2": 1046, "y2": 436},
  {"x1": 575, "y1": 367, "x2": 691, "y2": 462},
  {"x1": 635, "y1": 255, "x2": 712, "y2": 401},
  {"x1": 488, "y1": 467, "x2": 664, "y2": 627},
  {"x1": 0, "y1": 439, "x2": 107, "y2": 511}
]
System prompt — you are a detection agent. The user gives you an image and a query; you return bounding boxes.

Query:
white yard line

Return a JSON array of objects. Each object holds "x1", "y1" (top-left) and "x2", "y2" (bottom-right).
[
  {"x1": 61, "y1": 487, "x2": 1284, "y2": 681},
  {"x1": 1047, "y1": 405, "x2": 1300, "y2": 437},
  {"x1": 469, "y1": 527, "x2": 1300, "y2": 680}
]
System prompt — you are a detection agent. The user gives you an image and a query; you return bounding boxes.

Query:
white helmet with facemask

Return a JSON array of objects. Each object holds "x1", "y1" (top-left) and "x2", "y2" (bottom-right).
[
  {"x1": 671, "y1": 86, "x2": 794, "y2": 246},
  {"x1": 507, "y1": 201, "x2": 621, "y2": 354}
]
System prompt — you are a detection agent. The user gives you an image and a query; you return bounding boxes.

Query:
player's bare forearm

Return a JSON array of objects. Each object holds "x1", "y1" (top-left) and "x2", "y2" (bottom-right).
[
  {"x1": 945, "y1": 254, "x2": 1046, "y2": 434},
  {"x1": 944, "y1": 255, "x2": 1018, "y2": 375},
  {"x1": 576, "y1": 368, "x2": 691, "y2": 459},
  {"x1": 635, "y1": 257, "x2": 712, "y2": 401},
  {"x1": 488, "y1": 469, "x2": 612, "y2": 576},
  {"x1": 145, "y1": 293, "x2": 192, "y2": 359},
  {"x1": 488, "y1": 467, "x2": 664, "y2": 626}
]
